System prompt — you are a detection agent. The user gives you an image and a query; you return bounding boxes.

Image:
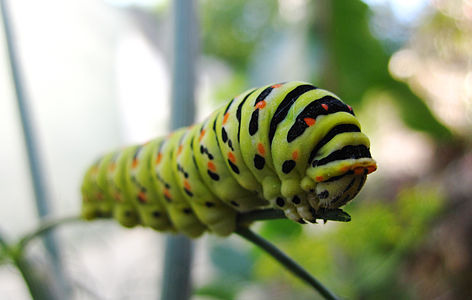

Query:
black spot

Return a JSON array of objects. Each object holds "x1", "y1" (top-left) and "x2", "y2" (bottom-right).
[
  {"x1": 207, "y1": 170, "x2": 220, "y2": 181},
  {"x1": 228, "y1": 139, "x2": 233, "y2": 149},
  {"x1": 165, "y1": 183, "x2": 170, "y2": 189},
  {"x1": 343, "y1": 178, "x2": 356, "y2": 193},
  {"x1": 208, "y1": 153, "x2": 214, "y2": 160},
  {"x1": 253, "y1": 86, "x2": 274, "y2": 105},
  {"x1": 269, "y1": 84, "x2": 317, "y2": 144},
  {"x1": 192, "y1": 156, "x2": 200, "y2": 172},
  {"x1": 324, "y1": 172, "x2": 350, "y2": 182},
  {"x1": 183, "y1": 208, "x2": 192, "y2": 214},
  {"x1": 292, "y1": 196, "x2": 301, "y2": 204},
  {"x1": 184, "y1": 189, "x2": 193, "y2": 197},
  {"x1": 221, "y1": 127, "x2": 228, "y2": 143},
  {"x1": 184, "y1": 172, "x2": 189, "y2": 178},
  {"x1": 307, "y1": 124, "x2": 360, "y2": 164},
  {"x1": 282, "y1": 160, "x2": 296, "y2": 174},
  {"x1": 286, "y1": 96, "x2": 354, "y2": 143},
  {"x1": 254, "y1": 154, "x2": 265, "y2": 170},
  {"x1": 249, "y1": 109, "x2": 259, "y2": 135},
  {"x1": 152, "y1": 211, "x2": 161, "y2": 218},
  {"x1": 316, "y1": 145, "x2": 371, "y2": 166},
  {"x1": 355, "y1": 176, "x2": 367, "y2": 194},
  {"x1": 309, "y1": 207, "x2": 316, "y2": 216},
  {"x1": 164, "y1": 195, "x2": 172, "y2": 203},
  {"x1": 124, "y1": 210, "x2": 132, "y2": 217},
  {"x1": 224, "y1": 98, "x2": 234, "y2": 114},
  {"x1": 200, "y1": 145, "x2": 205, "y2": 153},
  {"x1": 237, "y1": 90, "x2": 255, "y2": 142},
  {"x1": 205, "y1": 201, "x2": 215, "y2": 207},
  {"x1": 331, "y1": 195, "x2": 341, "y2": 204},
  {"x1": 276, "y1": 197, "x2": 285, "y2": 207},
  {"x1": 230, "y1": 201, "x2": 239, "y2": 207},
  {"x1": 318, "y1": 190, "x2": 329, "y2": 199},
  {"x1": 212, "y1": 117, "x2": 218, "y2": 133},
  {"x1": 228, "y1": 159, "x2": 240, "y2": 174}
]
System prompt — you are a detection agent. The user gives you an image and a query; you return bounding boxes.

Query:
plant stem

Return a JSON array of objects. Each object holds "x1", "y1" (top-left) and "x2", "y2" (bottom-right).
[
  {"x1": 235, "y1": 226, "x2": 340, "y2": 300},
  {"x1": 18, "y1": 215, "x2": 82, "y2": 251}
]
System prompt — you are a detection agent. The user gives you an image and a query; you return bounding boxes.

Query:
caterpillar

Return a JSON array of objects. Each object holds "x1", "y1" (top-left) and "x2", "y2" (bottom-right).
[{"x1": 81, "y1": 81, "x2": 377, "y2": 237}]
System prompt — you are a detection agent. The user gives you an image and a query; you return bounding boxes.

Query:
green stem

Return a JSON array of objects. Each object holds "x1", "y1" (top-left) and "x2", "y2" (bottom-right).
[
  {"x1": 235, "y1": 226, "x2": 340, "y2": 300},
  {"x1": 18, "y1": 215, "x2": 82, "y2": 251}
]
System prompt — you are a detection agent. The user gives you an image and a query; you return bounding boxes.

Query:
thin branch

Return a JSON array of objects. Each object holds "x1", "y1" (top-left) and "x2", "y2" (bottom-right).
[
  {"x1": 235, "y1": 226, "x2": 340, "y2": 300},
  {"x1": 18, "y1": 215, "x2": 82, "y2": 251}
]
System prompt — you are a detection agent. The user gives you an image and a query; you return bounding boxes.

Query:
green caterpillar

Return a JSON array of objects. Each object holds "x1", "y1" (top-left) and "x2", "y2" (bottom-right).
[{"x1": 81, "y1": 81, "x2": 377, "y2": 237}]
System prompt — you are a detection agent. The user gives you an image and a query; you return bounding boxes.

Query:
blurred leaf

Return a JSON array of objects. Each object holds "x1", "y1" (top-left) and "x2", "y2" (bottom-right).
[
  {"x1": 209, "y1": 243, "x2": 254, "y2": 279},
  {"x1": 250, "y1": 184, "x2": 445, "y2": 299},
  {"x1": 312, "y1": 0, "x2": 452, "y2": 140},
  {"x1": 194, "y1": 280, "x2": 239, "y2": 300},
  {"x1": 200, "y1": 0, "x2": 280, "y2": 70},
  {"x1": 258, "y1": 219, "x2": 303, "y2": 241}
]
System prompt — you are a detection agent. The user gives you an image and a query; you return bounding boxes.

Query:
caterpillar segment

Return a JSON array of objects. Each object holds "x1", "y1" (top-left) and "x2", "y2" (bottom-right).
[
  {"x1": 193, "y1": 108, "x2": 267, "y2": 212},
  {"x1": 81, "y1": 81, "x2": 377, "y2": 237},
  {"x1": 128, "y1": 140, "x2": 175, "y2": 232},
  {"x1": 152, "y1": 129, "x2": 207, "y2": 238},
  {"x1": 109, "y1": 147, "x2": 141, "y2": 228}
]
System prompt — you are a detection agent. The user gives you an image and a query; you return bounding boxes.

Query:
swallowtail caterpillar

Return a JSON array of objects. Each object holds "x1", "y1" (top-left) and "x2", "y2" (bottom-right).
[{"x1": 81, "y1": 81, "x2": 377, "y2": 237}]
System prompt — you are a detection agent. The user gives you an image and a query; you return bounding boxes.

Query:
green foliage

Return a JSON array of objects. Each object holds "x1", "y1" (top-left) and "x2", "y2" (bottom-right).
[
  {"x1": 200, "y1": 0, "x2": 280, "y2": 70},
  {"x1": 258, "y1": 219, "x2": 303, "y2": 241},
  {"x1": 312, "y1": 0, "x2": 452, "y2": 141},
  {"x1": 247, "y1": 184, "x2": 444, "y2": 299}
]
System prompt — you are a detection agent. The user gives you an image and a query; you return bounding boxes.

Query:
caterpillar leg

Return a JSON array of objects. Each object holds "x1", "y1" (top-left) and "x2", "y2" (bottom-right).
[{"x1": 269, "y1": 196, "x2": 301, "y2": 222}]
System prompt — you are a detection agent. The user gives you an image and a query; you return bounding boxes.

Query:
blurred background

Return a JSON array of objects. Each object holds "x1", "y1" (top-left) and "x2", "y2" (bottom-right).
[{"x1": 0, "y1": 0, "x2": 471, "y2": 299}]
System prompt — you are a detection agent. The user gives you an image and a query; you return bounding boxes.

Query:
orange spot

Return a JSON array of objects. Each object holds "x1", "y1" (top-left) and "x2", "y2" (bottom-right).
[
  {"x1": 367, "y1": 165, "x2": 377, "y2": 174},
  {"x1": 292, "y1": 150, "x2": 299, "y2": 160},
  {"x1": 184, "y1": 180, "x2": 191, "y2": 191},
  {"x1": 304, "y1": 117, "x2": 316, "y2": 127},
  {"x1": 177, "y1": 145, "x2": 183, "y2": 156},
  {"x1": 138, "y1": 191, "x2": 147, "y2": 203},
  {"x1": 199, "y1": 129, "x2": 206, "y2": 142},
  {"x1": 257, "y1": 143, "x2": 265, "y2": 155},
  {"x1": 340, "y1": 166, "x2": 350, "y2": 173},
  {"x1": 228, "y1": 152, "x2": 236, "y2": 163},
  {"x1": 271, "y1": 83, "x2": 283, "y2": 88},
  {"x1": 163, "y1": 189, "x2": 171, "y2": 199},
  {"x1": 207, "y1": 161, "x2": 216, "y2": 172},
  {"x1": 223, "y1": 113, "x2": 229, "y2": 125},
  {"x1": 321, "y1": 104, "x2": 329, "y2": 111},
  {"x1": 132, "y1": 158, "x2": 138, "y2": 169},
  {"x1": 156, "y1": 153, "x2": 162, "y2": 165},
  {"x1": 315, "y1": 176, "x2": 324, "y2": 182},
  {"x1": 255, "y1": 100, "x2": 266, "y2": 109},
  {"x1": 347, "y1": 105, "x2": 352, "y2": 111},
  {"x1": 354, "y1": 167, "x2": 364, "y2": 175}
]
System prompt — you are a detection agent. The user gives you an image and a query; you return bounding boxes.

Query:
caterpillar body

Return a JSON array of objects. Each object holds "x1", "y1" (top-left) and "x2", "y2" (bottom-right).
[{"x1": 81, "y1": 81, "x2": 377, "y2": 237}]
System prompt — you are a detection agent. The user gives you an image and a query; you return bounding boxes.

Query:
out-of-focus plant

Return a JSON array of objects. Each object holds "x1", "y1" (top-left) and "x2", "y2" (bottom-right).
[
  {"x1": 309, "y1": 0, "x2": 452, "y2": 141},
  {"x1": 249, "y1": 184, "x2": 444, "y2": 300}
]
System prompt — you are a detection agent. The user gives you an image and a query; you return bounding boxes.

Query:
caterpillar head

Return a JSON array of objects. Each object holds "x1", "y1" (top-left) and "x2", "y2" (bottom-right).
[
  {"x1": 307, "y1": 145, "x2": 377, "y2": 209},
  {"x1": 314, "y1": 171, "x2": 367, "y2": 209}
]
